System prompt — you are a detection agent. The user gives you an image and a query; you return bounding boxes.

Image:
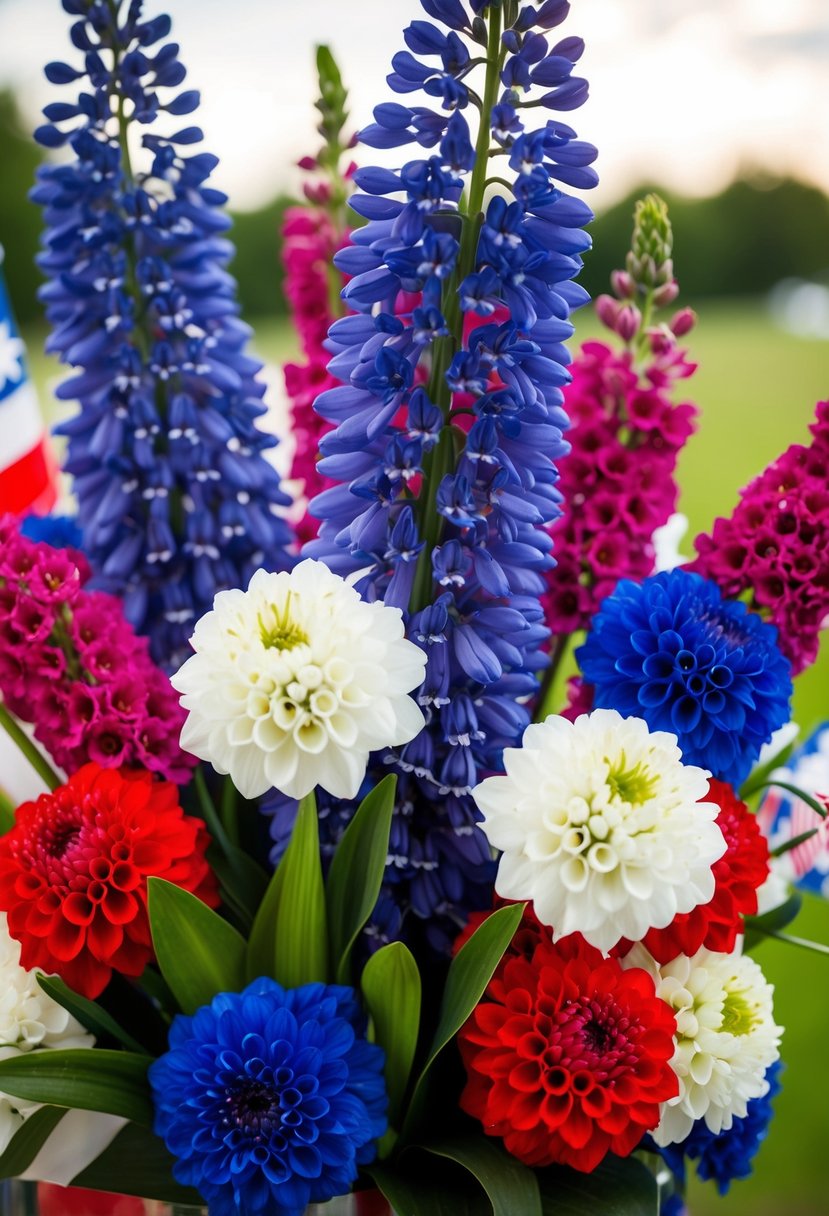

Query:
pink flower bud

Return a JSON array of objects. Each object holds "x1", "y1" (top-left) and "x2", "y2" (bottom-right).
[
  {"x1": 297, "y1": 155, "x2": 318, "y2": 171},
  {"x1": 616, "y1": 304, "x2": 642, "y2": 342},
  {"x1": 610, "y1": 269, "x2": 635, "y2": 299},
  {"x1": 670, "y1": 307, "x2": 697, "y2": 337},
  {"x1": 595, "y1": 294, "x2": 620, "y2": 331},
  {"x1": 652, "y1": 279, "x2": 680, "y2": 307}
]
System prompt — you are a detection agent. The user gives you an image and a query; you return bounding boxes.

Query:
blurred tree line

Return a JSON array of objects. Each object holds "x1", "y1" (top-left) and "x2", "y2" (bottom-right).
[{"x1": 2, "y1": 86, "x2": 829, "y2": 328}]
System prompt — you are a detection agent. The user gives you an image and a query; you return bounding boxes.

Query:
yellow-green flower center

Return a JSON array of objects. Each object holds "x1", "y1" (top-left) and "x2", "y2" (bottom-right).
[
  {"x1": 258, "y1": 594, "x2": 309, "y2": 651},
  {"x1": 605, "y1": 752, "x2": 659, "y2": 805},
  {"x1": 721, "y1": 986, "x2": 759, "y2": 1037}
]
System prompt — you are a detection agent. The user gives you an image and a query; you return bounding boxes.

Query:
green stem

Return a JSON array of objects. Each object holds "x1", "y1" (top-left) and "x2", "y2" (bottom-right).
[
  {"x1": 221, "y1": 776, "x2": 240, "y2": 847},
  {"x1": 535, "y1": 633, "x2": 573, "y2": 721},
  {"x1": 409, "y1": 5, "x2": 505, "y2": 613},
  {"x1": 194, "y1": 765, "x2": 233, "y2": 855},
  {"x1": 0, "y1": 704, "x2": 61, "y2": 791}
]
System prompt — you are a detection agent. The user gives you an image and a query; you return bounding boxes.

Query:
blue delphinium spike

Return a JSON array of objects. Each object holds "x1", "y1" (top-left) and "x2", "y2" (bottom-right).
[
  {"x1": 266, "y1": 0, "x2": 596, "y2": 947},
  {"x1": 33, "y1": 1, "x2": 293, "y2": 670}
]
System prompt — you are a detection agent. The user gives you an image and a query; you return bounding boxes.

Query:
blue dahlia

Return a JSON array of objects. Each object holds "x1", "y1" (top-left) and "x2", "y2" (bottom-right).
[
  {"x1": 577, "y1": 569, "x2": 792, "y2": 787},
  {"x1": 148, "y1": 977, "x2": 387, "y2": 1216},
  {"x1": 33, "y1": 1, "x2": 293, "y2": 670},
  {"x1": 657, "y1": 1061, "x2": 783, "y2": 1196},
  {"x1": 269, "y1": 0, "x2": 596, "y2": 948},
  {"x1": 21, "y1": 513, "x2": 84, "y2": 551}
]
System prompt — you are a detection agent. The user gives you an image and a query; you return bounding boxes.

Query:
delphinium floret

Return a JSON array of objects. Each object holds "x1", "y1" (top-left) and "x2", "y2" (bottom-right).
[
  {"x1": 33, "y1": 0, "x2": 294, "y2": 670},
  {"x1": 268, "y1": 0, "x2": 598, "y2": 951}
]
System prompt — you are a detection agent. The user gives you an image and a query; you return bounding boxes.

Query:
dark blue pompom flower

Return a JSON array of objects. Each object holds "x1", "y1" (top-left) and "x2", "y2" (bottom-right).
[
  {"x1": 578, "y1": 569, "x2": 792, "y2": 787},
  {"x1": 21, "y1": 513, "x2": 84, "y2": 552},
  {"x1": 656, "y1": 1061, "x2": 783, "y2": 1196},
  {"x1": 149, "y1": 978, "x2": 387, "y2": 1216}
]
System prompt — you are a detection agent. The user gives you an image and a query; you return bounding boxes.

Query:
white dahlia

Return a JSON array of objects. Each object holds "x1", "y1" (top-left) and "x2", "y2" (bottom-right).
[
  {"x1": 472, "y1": 709, "x2": 725, "y2": 952},
  {"x1": 172, "y1": 559, "x2": 427, "y2": 800},
  {"x1": 0, "y1": 913, "x2": 95, "y2": 1153},
  {"x1": 624, "y1": 943, "x2": 783, "y2": 1145}
]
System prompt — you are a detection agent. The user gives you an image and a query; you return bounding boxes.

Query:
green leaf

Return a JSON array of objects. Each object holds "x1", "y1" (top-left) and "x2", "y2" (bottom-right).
[
  {"x1": 0, "y1": 1050, "x2": 154, "y2": 1126},
  {"x1": 279, "y1": 793, "x2": 330, "y2": 986},
  {"x1": 748, "y1": 779, "x2": 827, "y2": 819},
  {"x1": 743, "y1": 891, "x2": 802, "y2": 951},
  {"x1": 327, "y1": 774, "x2": 397, "y2": 984},
  {"x1": 71, "y1": 1122, "x2": 204, "y2": 1205},
  {"x1": 402, "y1": 903, "x2": 524, "y2": 1141},
  {"x1": 148, "y1": 877, "x2": 247, "y2": 1015},
  {"x1": 36, "y1": 975, "x2": 146, "y2": 1054},
  {"x1": 361, "y1": 940, "x2": 421, "y2": 1135},
  {"x1": 0, "y1": 1107, "x2": 65, "y2": 1178},
  {"x1": 0, "y1": 787, "x2": 15, "y2": 835},
  {"x1": 772, "y1": 827, "x2": 820, "y2": 857},
  {"x1": 539, "y1": 1153, "x2": 658, "y2": 1216},
  {"x1": 369, "y1": 1159, "x2": 492, "y2": 1216},
  {"x1": 423, "y1": 1136, "x2": 541, "y2": 1216},
  {"x1": 748, "y1": 926, "x2": 829, "y2": 956},
  {"x1": 246, "y1": 846, "x2": 287, "y2": 983}
]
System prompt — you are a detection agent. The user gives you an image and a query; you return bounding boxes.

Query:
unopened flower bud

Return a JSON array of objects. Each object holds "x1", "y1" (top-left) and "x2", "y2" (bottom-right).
[
  {"x1": 670, "y1": 307, "x2": 697, "y2": 337},
  {"x1": 653, "y1": 279, "x2": 680, "y2": 307},
  {"x1": 610, "y1": 269, "x2": 636, "y2": 300},
  {"x1": 595, "y1": 294, "x2": 620, "y2": 331},
  {"x1": 616, "y1": 304, "x2": 641, "y2": 342},
  {"x1": 297, "y1": 155, "x2": 318, "y2": 171}
]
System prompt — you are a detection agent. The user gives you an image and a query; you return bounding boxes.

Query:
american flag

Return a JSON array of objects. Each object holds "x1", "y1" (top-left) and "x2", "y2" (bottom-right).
[
  {"x1": 757, "y1": 722, "x2": 829, "y2": 898},
  {"x1": 0, "y1": 250, "x2": 57, "y2": 516}
]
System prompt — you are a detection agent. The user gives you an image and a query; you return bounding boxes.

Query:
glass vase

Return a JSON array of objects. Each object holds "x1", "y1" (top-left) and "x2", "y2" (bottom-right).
[{"x1": 0, "y1": 1181, "x2": 392, "y2": 1216}]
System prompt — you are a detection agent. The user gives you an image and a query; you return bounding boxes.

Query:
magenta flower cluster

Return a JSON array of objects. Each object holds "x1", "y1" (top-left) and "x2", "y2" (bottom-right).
[
  {"x1": 0, "y1": 516, "x2": 194, "y2": 783},
  {"x1": 282, "y1": 206, "x2": 347, "y2": 545},
  {"x1": 543, "y1": 335, "x2": 697, "y2": 634},
  {"x1": 690, "y1": 399, "x2": 829, "y2": 675}
]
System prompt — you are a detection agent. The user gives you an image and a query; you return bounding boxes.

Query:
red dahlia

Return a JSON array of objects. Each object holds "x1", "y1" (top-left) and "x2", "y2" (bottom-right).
[
  {"x1": 632, "y1": 779, "x2": 769, "y2": 963},
  {"x1": 0, "y1": 763, "x2": 218, "y2": 998},
  {"x1": 458, "y1": 934, "x2": 678, "y2": 1173}
]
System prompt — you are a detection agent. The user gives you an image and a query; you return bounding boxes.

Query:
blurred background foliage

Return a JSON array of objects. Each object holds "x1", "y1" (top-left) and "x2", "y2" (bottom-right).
[{"x1": 2, "y1": 79, "x2": 829, "y2": 1216}]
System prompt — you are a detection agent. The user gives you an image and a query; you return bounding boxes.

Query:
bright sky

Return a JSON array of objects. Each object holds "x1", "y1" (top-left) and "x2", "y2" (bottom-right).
[{"x1": 1, "y1": 0, "x2": 827, "y2": 212}]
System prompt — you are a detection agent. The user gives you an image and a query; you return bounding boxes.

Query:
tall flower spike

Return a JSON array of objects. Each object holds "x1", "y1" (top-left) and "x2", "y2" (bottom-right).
[
  {"x1": 269, "y1": 0, "x2": 597, "y2": 949},
  {"x1": 33, "y1": 0, "x2": 294, "y2": 671},
  {"x1": 543, "y1": 194, "x2": 698, "y2": 637},
  {"x1": 283, "y1": 46, "x2": 356, "y2": 545}
]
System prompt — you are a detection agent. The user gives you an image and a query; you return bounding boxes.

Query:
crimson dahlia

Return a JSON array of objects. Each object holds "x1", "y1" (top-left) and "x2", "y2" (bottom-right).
[
  {"x1": 459, "y1": 933, "x2": 678, "y2": 1173},
  {"x1": 0, "y1": 764, "x2": 217, "y2": 998}
]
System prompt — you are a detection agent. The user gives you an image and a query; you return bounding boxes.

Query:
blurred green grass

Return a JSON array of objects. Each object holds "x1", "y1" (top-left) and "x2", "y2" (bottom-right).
[{"x1": 24, "y1": 299, "x2": 829, "y2": 1216}]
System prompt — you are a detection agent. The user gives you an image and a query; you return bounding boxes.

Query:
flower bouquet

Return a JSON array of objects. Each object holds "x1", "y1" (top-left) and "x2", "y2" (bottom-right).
[{"x1": 0, "y1": 2, "x2": 828, "y2": 1215}]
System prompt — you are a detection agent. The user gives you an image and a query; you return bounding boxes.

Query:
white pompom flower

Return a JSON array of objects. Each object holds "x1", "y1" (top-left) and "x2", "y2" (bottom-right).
[
  {"x1": 0, "y1": 912, "x2": 95, "y2": 1154},
  {"x1": 172, "y1": 559, "x2": 427, "y2": 800},
  {"x1": 472, "y1": 709, "x2": 726, "y2": 952},
  {"x1": 623, "y1": 943, "x2": 783, "y2": 1144}
]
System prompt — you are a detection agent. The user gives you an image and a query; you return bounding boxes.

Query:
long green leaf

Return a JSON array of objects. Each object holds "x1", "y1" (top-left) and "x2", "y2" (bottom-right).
[
  {"x1": 327, "y1": 774, "x2": 397, "y2": 984},
  {"x1": 402, "y1": 903, "x2": 524, "y2": 1141},
  {"x1": 148, "y1": 877, "x2": 247, "y2": 1015},
  {"x1": 36, "y1": 975, "x2": 146, "y2": 1054},
  {"x1": 424, "y1": 1136, "x2": 541, "y2": 1216},
  {"x1": 743, "y1": 891, "x2": 802, "y2": 951},
  {"x1": 539, "y1": 1154, "x2": 658, "y2": 1216},
  {"x1": 246, "y1": 845, "x2": 288, "y2": 982},
  {"x1": 0, "y1": 1107, "x2": 65, "y2": 1179},
  {"x1": 361, "y1": 941, "x2": 421, "y2": 1136},
  {"x1": 749, "y1": 779, "x2": 827, "y2": 819},
  {"x1": 0, "y1": 1050, "x2": 154, "y2": 1126},
  {"x1": 749, "y1": 926, "x2": 829, "y2": 956},
  {"x1": 0, "y1": 787, "x2": 15, "y2": 835},
  {"x1": 273, "y1": 792, "x2": 329, "y2": 987},
  {"x1": 71, "y1": 1122, "x2": 204, "y2": 1205},
  {"x1": 772, "y1": 827, "x2": 820, "y2": 857},
  {"x1": 369, "y1": 1160, "x2": 492, "y2": 1216}
]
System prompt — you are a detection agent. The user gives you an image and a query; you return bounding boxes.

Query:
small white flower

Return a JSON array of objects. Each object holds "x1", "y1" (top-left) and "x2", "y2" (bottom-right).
[
  {"x1": 623, "y1": 944, "x2": 782, "y2": 1145},
  {"x1": 472, "y1": 709, "x2": 726, "y2": 952},
  {"x1": 0, "y1": 913, "x2": 95, "y2": 1154},
  {"x1": 172, "y1": 559, "x2": 427, "y2": 800},
  {"x1": 651, "y1": 512, "x2": 689, "y2": 572}
]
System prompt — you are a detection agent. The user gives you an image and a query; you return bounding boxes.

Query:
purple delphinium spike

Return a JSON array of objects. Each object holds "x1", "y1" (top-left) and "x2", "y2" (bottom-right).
[
  {"x1": 33, "y1": 1, "x2": 293, "y2": 670},
  {"x1": 266, "y1": 0, "x2": 597, "y2": 950}
]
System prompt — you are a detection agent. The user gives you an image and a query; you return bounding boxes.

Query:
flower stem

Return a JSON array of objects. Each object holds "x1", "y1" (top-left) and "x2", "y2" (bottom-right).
[
  {"x1": 535, "y1": 633, "x2": 573, "y2": 721},
  {"x1": 0, "y1": 704, "x2": 61, "y2": 792},
  {"x1": 409, "y1": 5, "x2": 505, "y2": 614}
]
